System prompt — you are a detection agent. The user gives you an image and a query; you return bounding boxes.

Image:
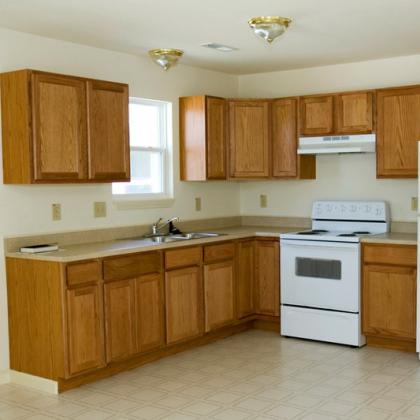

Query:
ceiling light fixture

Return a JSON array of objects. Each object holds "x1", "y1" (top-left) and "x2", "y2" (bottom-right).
[
  {"x1": 202, "y1": 43, "x2": 238, "y2": 52},
  {"x1": 148, "y1": 48, "x2": 184, "y2": 70},
  {"x1": 248, "y1": 16, "x2": 292, "y2": 44}
]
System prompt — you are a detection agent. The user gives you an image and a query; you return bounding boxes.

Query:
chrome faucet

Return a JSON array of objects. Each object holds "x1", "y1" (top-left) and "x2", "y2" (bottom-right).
[{"x1": 151, "y1": 217, "x2": 179, "y2": 236}]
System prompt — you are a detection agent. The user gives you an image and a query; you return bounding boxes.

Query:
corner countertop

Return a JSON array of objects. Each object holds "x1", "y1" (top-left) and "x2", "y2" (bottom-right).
[{"x1": 5, "y1": 226, "x2": 417, "y2": 263}]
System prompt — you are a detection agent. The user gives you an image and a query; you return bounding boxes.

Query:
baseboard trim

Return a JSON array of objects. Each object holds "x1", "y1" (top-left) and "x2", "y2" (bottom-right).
[{"x1": 9, "y1": 370, "x2": 58, "y2": 394}]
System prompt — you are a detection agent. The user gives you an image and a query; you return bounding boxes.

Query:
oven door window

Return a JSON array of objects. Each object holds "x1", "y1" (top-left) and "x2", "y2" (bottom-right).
[{"x1": 295, "y1": 257, "x2": 342, "y2": 280}]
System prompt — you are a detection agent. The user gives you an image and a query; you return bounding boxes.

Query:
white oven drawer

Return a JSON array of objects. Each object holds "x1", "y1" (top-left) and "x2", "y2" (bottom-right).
[
  {"x1": 280, "y1": 240, "x2": 360, "y2": 312},
  {"x1": 281, "y1": 305, "x2": 365, "y2": 347}
]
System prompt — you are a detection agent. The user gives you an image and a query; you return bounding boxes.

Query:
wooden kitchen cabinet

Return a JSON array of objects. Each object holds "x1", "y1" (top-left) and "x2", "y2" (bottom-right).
[
  {"x1": 272, "y1": 97, "x2": 316, "y2": 179},
  {"x1": 335, "y1": 91, "x2": 374, "y2": 134},
  {"x1": 300, "y1": 95, "x2": 334, "y2": 136},
  {"x1": 104, "y1": 279, "x2": 137, "y2": 362},
  {"x1": 254, "y1": 239, "x2": 280, "y2": 316},
  {"x1": 236, "y1": 240, "x2": 255, "y2": 318},
  {"x1": 180, "y1": 95, "x2": 227, "y2": 180},
  {"x1": 229, "y1": 100, "x2": 270, "y2": 178},
  {"x1": 376, "y1": 85, "x2": 420, "y2": 178},
  {"x1": 1, "y1": 69, "x2": 129, "y2": 184},
  {"x1": 165, "y1": 266, "x2": 204, "y2": 345},
  {"x1": 204, "y1": 242, "x2": 236, "y2": 332},
  {"x1": 362, "y1": 243, "x2": 417, "y2": 351},
  {"x1": 66, "y1": 284, "x2": 106, "y2": 376}
]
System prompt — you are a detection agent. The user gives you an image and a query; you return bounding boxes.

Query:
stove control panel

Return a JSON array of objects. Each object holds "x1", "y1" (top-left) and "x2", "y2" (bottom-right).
[{"x1": 312, "y1": 201, "x2": 389, "y2": 222}]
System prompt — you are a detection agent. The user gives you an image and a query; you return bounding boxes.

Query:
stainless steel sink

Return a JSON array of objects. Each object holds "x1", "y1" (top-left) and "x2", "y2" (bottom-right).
[{"x1": 143, "y1": 232, "x2": 224, "y2": 244}]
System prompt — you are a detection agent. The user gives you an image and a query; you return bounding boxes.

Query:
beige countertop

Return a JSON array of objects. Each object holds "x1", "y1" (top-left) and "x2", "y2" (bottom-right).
[{"x1": 5, "y1": 226, "x2": 417, "y2": 263}]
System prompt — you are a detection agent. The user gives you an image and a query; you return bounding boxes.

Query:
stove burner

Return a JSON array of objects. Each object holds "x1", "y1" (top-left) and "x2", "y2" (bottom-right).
[
  {"x1": 352, "y1": 231, "x2": 371, "y2": 235},
  {"x1": 297, "y1": 229, "x2": 328, "y2": 235},
  {"x1": 338, "y1": 233, "x2": 356, "y2": 237}
]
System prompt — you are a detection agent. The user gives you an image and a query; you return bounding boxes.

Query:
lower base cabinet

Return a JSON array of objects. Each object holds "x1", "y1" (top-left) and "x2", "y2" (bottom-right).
[
  {"x1": 236, "y1": 240, "x2": 255, "y2": 318},
  {"x1": 204, "y1": 260, "x2": 236, "y2": 332},
  {"x1": 362, "y1": 243, "x2": 417, "y2": 350},
  {"x1": 67, "y1": 284, "x2": 106, "y2": 375},
  {"x1": 165, "y1": 266, "x2": 204, "y2": 345}
]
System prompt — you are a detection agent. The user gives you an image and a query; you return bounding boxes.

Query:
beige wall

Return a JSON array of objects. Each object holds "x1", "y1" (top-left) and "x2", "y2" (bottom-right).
[
  {"x1": 0, "y1": 28, "x2": 240, "y2": 371},
  {"x1": 238, "y1": 55, "x2": 419, "y2": 221}
]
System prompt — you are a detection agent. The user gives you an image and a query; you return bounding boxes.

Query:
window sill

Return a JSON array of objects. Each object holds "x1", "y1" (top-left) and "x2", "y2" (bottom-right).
[{"x1": 113, "y1": 196, "x2": 175, "y2": 210}]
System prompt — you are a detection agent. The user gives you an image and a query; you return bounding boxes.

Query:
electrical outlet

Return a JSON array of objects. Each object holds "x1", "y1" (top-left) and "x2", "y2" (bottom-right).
[
  {"x1": 260, "y1": 194, "x2": 268, "y2": 208},
  {"x1": 52, "y1": 203, "x2": 61, "y2": 221},
  {"x1": 94, "y1": 201, "x2": 107, "y2": 218},
  {"x1": 195, "y1": 197, "x2": 202, "y2": 212},
  {"x1": 411, "y1": 197, "x2": 418, "y2": 211}
]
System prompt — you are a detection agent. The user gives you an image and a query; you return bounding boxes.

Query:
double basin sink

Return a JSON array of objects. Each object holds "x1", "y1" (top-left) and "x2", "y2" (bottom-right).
[{"x1": 143, "y1": 232, "x2": 224, "y2": 244}]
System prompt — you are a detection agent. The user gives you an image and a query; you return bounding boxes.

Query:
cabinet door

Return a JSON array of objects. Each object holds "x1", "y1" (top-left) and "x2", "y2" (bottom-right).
[
  {"x1": 300, "y1": 95, "x2": 334, "y2": 136},
  {"x1": 255, "y1": 240, "x2": 280, "y2": 316},
  {"x1": 376, "y1": 86, "x2": 420, "y2": 178},
  {"x1": 32, "y1": 72, "x2": 87, "y2": 181},
  {"x1": 136, "y1": 273, "x2": 165, "y2": 352},
  {"x1": 206, "y1": 97, "x2": 227, "y2": 179},
  {"x1": 236, "y1": 240, "x2": 255, "y2": 318},
  {"x1": 165, "y1": 266, "x2": 204, "y2": 345},
  {"x1": 229, "y1": 101, "x2": 270, "y2": 178},
  {"x1": 104, "y1": 279, "x2": 136, "y2": 362},
  {"x1": 87, "y1": 80, "x2": 130, "y2": 181},
  {"x1": 204, "y1": 260, "x2": 235, "y2": 332},
  {"x1": 272, "y1": 98, "x2": 298, "y2": 177},
  {"x1": 66, "y1": 285, "x2": 105, "y2": 376},
  {"x1": 335, "y1": 92, "x2": 373, "y2": 134},
  {"x1": 362, "y1": 264, "x2": 417, "y2": 340}
]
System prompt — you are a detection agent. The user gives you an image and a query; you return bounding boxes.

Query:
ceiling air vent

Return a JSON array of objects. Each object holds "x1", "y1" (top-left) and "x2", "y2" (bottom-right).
[{"x1": 201, "y1": 43, "x2": 238, "y2": 52}]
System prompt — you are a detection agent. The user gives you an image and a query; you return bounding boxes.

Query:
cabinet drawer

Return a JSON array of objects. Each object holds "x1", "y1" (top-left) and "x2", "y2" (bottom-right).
[
  {"x1": 165, "y1": 247, "x2": 202, "y2": 270},
  {"x1": 104, "y1": 252, "x2": 162, "y2": 281},
  {"x1": 363, "y1": 244, "x2": 417, "y2": 267},
  {"x1": 66, "y1": 260, "x2": 101, "y2": 287},
  {"x1": 204, "y1": 242, "x2": 234, "y2": 263}
]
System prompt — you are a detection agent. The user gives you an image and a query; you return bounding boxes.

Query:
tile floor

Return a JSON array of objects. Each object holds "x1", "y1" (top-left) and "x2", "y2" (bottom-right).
[{"x1": 0, "y1": 330, "x2": 420, "y2": 419}]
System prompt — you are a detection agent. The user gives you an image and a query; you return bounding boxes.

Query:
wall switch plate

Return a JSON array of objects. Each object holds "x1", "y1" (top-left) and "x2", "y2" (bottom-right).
[
  {"x1": 195, "y1": 197, "x2": 202, "y2": 212},
  {"x1": 260, "y1": 194, "x2": 268, "y2": 208},
  {"x1": 411, "y1": 197, "x2": 418, "y2": 211},
  {"x1": 94, "y1": 201, "x2": 107, "y2": 218},
  {"x1": 52, "y1": 203, "x2": 61, "y2": 221}
]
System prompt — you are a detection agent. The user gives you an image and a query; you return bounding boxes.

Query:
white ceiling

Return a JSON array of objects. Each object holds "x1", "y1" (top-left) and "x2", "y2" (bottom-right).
[{"x1": 1, "y1": 0, "x2": 420, "y2": 74}]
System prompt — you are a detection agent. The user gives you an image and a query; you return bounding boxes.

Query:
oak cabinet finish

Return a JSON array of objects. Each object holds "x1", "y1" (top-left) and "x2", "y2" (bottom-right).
[
  {"x1": 32, "y1": 72, "x2": 88, "y2": 181},
  {"x1": 165, "y1": 246, "x2": 202, "y2": 270},
  {"x1": 1, "y1": 69, "x2": 129, "y2": 184},
  {"x1": 362, "y1": 244, "x2": 417, "y2": 350},
  {"x1": 204, "y1": 260, "x2": 236, "y2": 332},
  {"x1": 180, "y1": 95, "x2": 227, "y2": 180},
  {"x1": 87, "y1": 80, "x2": 130, "y2": 181},
  {"x1": 272, "y1": 98, "x2": 316, "y2": 179},
  {"x1": 104, "y1": 279, "x2": 137, "y2": 362},
  {"x1": 335, "y1": 91, "x2": 374, "y2": 134},
  {"x1": 165, "y1": 266, "x2": 204, "y2": 345},
  {"x1": 376, "y1": 86, "x2": 420, "y2": 178},
  {"x1": 255, "y1": 239, "x2": 280, "y2": 316},
  {"x1": 300, "y1": 95, "x2": 334, "y2": 136},
  {"x1": 229, "y1": 100, "x2": 270, "y2": 178},
  {"x1": 236, "y1": 240, "x2": 255, "y2": 318},
  {"x1": 66, "y1": 284, "x2": 106, "y2": 376}
]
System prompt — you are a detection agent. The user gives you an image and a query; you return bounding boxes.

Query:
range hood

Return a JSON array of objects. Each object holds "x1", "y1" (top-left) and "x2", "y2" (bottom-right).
[{"x1": 298, "y1": 134, "x2": 376, "y2": 155}]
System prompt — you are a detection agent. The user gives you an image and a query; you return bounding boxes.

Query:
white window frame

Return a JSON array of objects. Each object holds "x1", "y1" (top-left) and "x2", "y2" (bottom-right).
[{"x1": 113, "y1": 97, "x2": 174, "y2": 209}]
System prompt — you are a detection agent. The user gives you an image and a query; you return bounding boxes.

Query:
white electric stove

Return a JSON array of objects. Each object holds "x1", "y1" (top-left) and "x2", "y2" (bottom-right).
[{"x1": 280, "y1": 200, "x2": 390, "y2": 347}]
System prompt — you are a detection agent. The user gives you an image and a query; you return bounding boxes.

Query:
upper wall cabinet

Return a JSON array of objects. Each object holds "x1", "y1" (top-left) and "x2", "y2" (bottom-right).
[
  {"x1": 1, "y1": 69, "x2": 130, "y2": 184},
  {"x1": 272, "y1": 98, "x2": 315, "y2": 179},
  {"x1": 300, "y1": 91, "x2": 374, "y2": 136},
  {"x1": 180, "y1": 95, "x2": 227, "y2": 181},
  {"x1": 300, "y1": 95, "x2": 334, "y2": 136},
  {"x1": 376, "y1": 86, "x2": 420, "y2": 178},
  {"x1": 229, "y1": 100, "x2": 270, "y2": 179}
]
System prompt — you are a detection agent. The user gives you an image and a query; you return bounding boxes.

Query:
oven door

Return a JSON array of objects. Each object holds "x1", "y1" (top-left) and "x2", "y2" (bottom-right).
[{"x1": 280, "y1": 239, "x2": 360, "y2": 313}]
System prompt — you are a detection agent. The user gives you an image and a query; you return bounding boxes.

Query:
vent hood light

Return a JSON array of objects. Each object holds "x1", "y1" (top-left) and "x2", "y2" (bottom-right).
[
  {"x1": 298, "y1": 134, "x2": 376, "y2": 155},
  {"x1": 202, "y1": 43, "x2": 238, "y2": 52}
]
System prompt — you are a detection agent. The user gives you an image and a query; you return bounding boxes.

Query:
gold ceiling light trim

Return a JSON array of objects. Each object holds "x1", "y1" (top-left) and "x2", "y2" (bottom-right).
[
  {"x1": 248, "y1": 16, "x2": 292, "y2": 44},
  {"x1": 148, "y1": 48, "x2": 184, "y2": 71}
]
